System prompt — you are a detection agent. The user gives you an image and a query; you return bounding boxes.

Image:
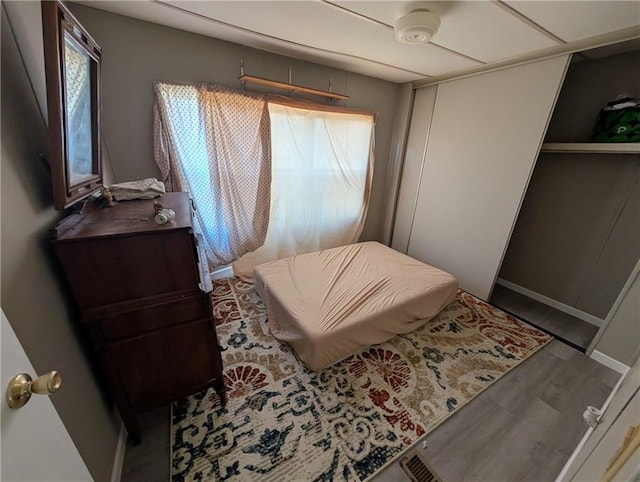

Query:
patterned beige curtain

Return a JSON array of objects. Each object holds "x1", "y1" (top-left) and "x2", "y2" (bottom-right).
[{"x1": 153, "y1": 82, "x2": 271, "y2": 268}]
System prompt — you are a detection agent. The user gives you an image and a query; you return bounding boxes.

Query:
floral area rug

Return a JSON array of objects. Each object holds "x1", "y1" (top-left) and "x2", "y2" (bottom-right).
[{"x1": 172, "y1": 277, "x2": 552, "y2": 481}]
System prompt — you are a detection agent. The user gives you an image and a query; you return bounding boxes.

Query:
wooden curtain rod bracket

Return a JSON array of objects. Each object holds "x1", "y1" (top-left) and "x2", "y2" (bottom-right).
[{"x1": 239, "y1": 74, "x2": 349, "y2": 100}]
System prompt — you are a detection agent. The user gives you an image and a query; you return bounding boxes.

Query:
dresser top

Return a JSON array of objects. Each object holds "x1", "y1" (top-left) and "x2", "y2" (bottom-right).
[{"x1": 52, "y1": 192, "x2": 194, "y2": 241}]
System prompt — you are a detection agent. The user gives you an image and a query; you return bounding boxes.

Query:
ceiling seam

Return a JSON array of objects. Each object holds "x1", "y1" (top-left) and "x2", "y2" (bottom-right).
[
  {"x1": 322, "y1": 0, "x2": 486, "y2": 65},
  {"x1": 429, "y1": 43, "x2": 487, "y2": 65},
  {"x1": 153, "y1": 0, "x2": 433, "y2": 79},
  {"x1": 321, "y1": 0, "x2": 390, "y2": 29},
  {"x1": 491, "y1": 1, "x2": 567, "y2": 45}
]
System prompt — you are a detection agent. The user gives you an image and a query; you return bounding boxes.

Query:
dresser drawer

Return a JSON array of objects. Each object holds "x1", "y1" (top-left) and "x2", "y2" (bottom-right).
[
  {"x1": 86, "y1": 292, "x2": 212, "y2": 341},
  {"x1": 54, "y1": 229, "x2": 202, "y2": 310},
  {"x1": 104, "y1": 318, "x2": 222, "y2": 409}
]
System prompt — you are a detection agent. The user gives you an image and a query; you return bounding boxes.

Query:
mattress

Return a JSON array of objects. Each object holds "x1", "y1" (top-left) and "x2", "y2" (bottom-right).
[{"x1": 254, "y1": 241, "x2": 458, "y2": 371}]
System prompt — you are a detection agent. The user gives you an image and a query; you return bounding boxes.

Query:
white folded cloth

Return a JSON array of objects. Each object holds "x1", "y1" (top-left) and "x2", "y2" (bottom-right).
[{"x1": 107, "y1": 178, "x2": 166, "y2": 201}]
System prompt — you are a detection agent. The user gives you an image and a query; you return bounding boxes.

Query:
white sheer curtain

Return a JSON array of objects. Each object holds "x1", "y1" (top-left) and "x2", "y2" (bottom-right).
[{"x1": 233, "y1": 100, "x2": 375, "y2": 279}]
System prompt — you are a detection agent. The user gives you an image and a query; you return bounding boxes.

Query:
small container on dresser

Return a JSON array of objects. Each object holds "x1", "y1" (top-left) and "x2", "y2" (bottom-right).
[{"x1": 51, "y1": 192, "x2": 225, "y2": 444}]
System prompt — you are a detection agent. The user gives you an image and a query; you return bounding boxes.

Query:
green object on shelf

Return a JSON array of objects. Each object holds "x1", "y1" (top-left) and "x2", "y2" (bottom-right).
[{"x1": 592, "y1": 97, "x2": 640, "y2": 143}]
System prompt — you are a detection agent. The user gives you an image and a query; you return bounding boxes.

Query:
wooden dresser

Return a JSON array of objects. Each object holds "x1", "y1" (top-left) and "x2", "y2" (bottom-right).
[{"x1": 51, "y1": 192, "x2": 224, "y2": 443}]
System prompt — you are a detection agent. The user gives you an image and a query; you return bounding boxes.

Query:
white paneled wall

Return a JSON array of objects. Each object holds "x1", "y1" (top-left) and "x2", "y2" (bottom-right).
[{"x1": 396, "y1": 56, "x2": 570, "y2": 300}]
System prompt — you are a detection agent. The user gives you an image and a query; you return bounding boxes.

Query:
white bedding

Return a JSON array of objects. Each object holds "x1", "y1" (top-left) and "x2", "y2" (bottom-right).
[{"x1": 254, "y1": 242, "x2": 458, "y2": 370}]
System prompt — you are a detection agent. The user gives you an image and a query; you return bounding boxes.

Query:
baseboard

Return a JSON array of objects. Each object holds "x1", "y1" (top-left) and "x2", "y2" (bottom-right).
[
  {"x1": 211, "y1": 265, "x2": 233, "y2": 280},
  {"x1": 495, "y1": 278, "x2": 604, "y2": 327},
  {"x1": 590, "y1": 350, "x2": 630, "y2": 375},
  {"x1": 110, "y1": 423, "x2": 127, "y2": 482}
]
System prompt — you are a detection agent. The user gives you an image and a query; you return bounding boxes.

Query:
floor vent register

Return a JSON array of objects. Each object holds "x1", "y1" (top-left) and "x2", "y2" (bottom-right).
[{"x1": 400, "y1": 450, "x2": 443, "y2": 482}]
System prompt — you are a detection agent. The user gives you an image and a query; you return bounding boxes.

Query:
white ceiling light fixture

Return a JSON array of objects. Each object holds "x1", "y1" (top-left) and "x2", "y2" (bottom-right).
[{"x1": 394, "y1": 8, "x2": 441, "y2": 45}]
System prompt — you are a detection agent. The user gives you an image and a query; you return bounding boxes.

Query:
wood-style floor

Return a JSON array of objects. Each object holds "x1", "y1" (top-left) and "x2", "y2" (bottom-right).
[
  {"x1": 490, "y1": 284, "x2": 600, "y2": 351},
  {"x1": 121, "y1": 406, "x2": 170, "y2": 481},
  {"x1": 374, "y1": 340, "x2": 617, "y2": 482},
  {"x1": 120, "y1": 339, "x2": 617, "y2": 482}
]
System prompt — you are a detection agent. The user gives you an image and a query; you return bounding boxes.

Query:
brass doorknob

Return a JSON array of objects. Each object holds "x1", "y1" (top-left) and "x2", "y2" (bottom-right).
[{"x1": 6, "y1": 371, "x2": 62, "y2": 409}]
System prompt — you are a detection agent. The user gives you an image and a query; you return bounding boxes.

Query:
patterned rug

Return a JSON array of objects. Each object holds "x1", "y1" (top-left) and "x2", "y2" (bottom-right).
[{"x1": 172, "y1": 277, "x2": 552, "y2": 481}]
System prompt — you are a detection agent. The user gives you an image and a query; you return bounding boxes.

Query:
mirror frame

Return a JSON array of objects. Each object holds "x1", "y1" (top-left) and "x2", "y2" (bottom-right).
[{"x1": 42, "y1": 0, "x2": 102, "y2": 210}]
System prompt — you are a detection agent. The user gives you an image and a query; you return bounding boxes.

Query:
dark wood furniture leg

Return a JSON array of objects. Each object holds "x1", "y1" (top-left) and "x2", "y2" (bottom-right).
[{"x1": 215, "y1": 378, "x2": 226, "y2": 409}]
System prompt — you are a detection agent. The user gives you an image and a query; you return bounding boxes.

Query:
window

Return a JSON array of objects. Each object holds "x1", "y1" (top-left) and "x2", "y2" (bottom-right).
[
  {"x1": 154, "y1": 83, "x2": 375, "y2": 276},
  {"x1": 232, "y1": 101, "x2": 374, "y2": 277}
]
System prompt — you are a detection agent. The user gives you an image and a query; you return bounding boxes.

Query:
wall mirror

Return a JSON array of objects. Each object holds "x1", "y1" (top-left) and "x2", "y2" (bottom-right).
[{"x1": 42, "y1": 0, "x2": 103, "y2": 210}]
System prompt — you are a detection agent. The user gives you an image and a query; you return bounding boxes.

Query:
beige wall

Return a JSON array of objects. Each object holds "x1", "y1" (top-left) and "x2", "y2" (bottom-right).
[
  {"x1": 499, "y1": 50, "x2": 640, "y2": 319},
  {"x1": 68, "y1": 3, "x2": 400, "y2": 242},
  {"x1": 500, "y1": 153, "x2": 639, "y2": 318},
  {"x1": 1, "y1": 3, "x2": 120, "y2": 481},
  {"x1": 546, "y1": 50, "x2": 640, "y2": 143}
]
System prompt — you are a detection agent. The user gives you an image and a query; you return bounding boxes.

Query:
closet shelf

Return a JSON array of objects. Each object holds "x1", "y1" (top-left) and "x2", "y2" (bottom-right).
[{"x1": 541, "y1": 143, "x2": 640, "y2": 154}]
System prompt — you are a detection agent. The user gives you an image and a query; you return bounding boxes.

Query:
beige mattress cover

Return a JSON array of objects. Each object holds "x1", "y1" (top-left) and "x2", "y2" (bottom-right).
[{"x1": 254, "y1": 241, "x2": 458, "y2": 371}]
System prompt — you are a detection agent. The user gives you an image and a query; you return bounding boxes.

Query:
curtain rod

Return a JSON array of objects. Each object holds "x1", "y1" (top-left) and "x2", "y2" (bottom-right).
[{"x1": 239, "y1": 74, "x2": 349, "y2": 101}]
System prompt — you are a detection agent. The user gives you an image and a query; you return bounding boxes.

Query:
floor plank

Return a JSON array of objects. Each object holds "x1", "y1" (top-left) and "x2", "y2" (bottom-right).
[{"x1": 490, "y1": 285, "x2": 599, "y2": 350}]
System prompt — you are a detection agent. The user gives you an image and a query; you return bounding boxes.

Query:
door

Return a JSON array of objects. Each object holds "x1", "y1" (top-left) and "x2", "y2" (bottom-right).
[
  {"x1": 1, "y1": 309, "x2": 92, "y2": 481},
  {"x1": 558, "y1": 357, "x2": 640, "y2": 480},
  {"x1": 404, "y1": 55, "x2": 569, "y2": 300}
]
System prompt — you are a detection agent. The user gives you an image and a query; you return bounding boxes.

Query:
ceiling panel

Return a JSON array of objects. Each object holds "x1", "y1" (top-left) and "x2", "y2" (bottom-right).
[
  {"x1": 505, "y1": 1, "x2": 640, "y2": 42},
  {"x1": 162, "y1": 1, "x2": 480, "y2": 76},
  {"x1": 73, "y1": 0, "x2": 640, "y2": 85},
  {"x1": 74, "y1": 0, "x2": 424, "y2": 82},
  {"x1": 332, "y1": 1, "x2": 560, "y2": 62}
]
